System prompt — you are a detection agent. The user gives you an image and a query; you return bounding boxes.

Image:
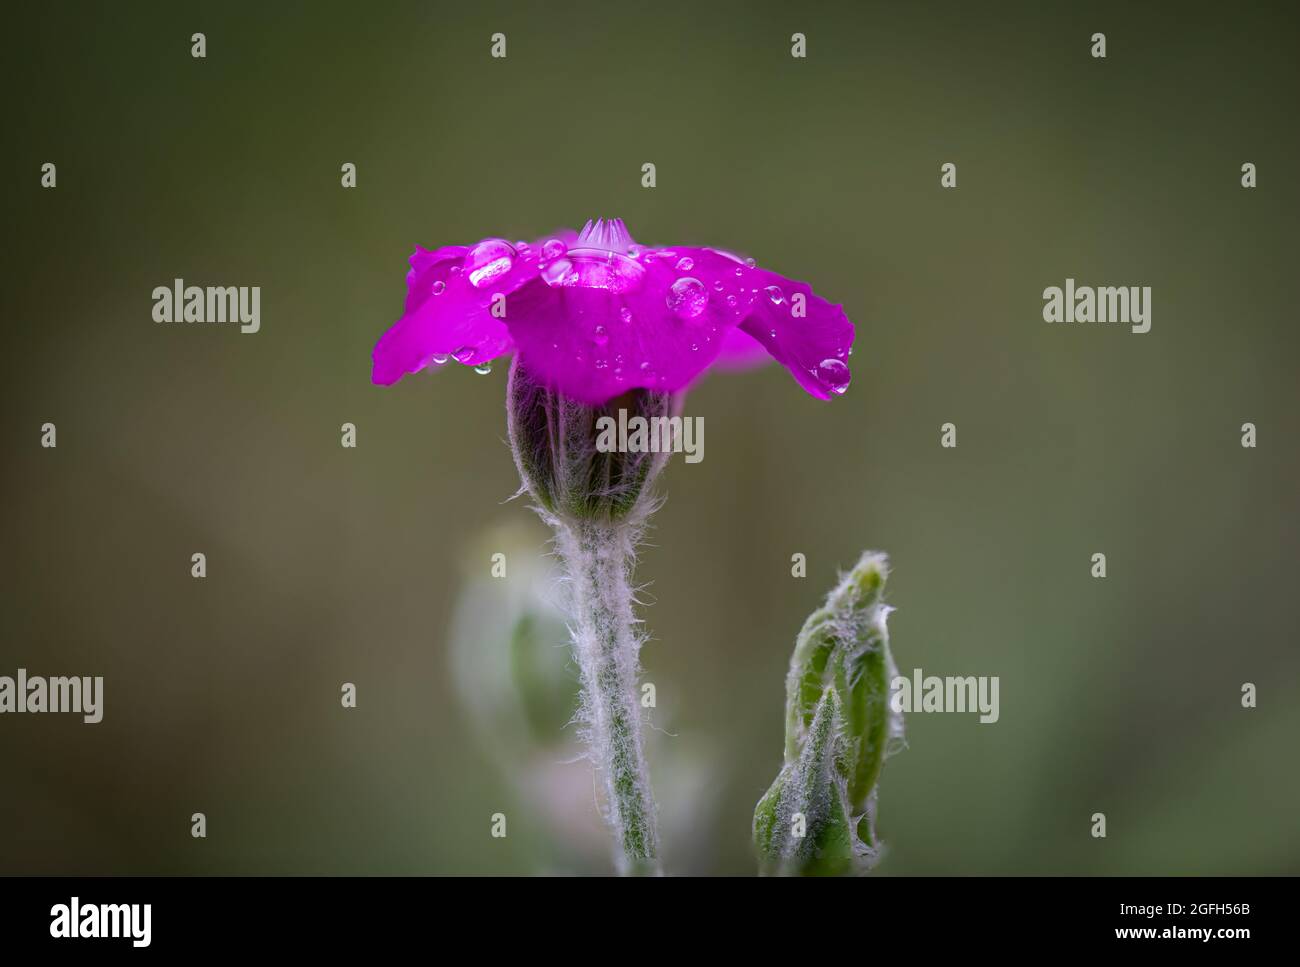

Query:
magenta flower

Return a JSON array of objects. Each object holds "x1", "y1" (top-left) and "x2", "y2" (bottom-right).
[
  {"x1": 374, "y1": 217, "x2": 858, "y2": 874},
  {"x1": 371, "y1": 217, "x2": 854, "y2": 404}
]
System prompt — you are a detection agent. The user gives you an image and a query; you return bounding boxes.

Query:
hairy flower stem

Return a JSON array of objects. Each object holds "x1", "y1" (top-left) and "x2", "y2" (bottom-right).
[
  {"x1": 507, "y1": 357, "x2": 670, "y2": 873},
  {"x1": 553, "y1": 516, "x2": 659, "y2": 874}
]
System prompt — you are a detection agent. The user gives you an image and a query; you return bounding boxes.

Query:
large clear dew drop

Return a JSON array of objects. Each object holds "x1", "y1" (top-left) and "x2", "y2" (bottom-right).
[
  {"x1": 666, "y1": 277, "x2": 708, "y2": 321},
  {"x1": 817, "y1": 357, "x2": 851, "y2": 395},
  {"x1": 465, "y1": 239, "x2": 516, "y2": 288}
]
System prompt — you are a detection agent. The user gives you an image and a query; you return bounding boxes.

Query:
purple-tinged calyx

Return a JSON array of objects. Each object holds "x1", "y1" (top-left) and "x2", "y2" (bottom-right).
[{"x1": 507, "y1": 356, "x2": 677, "y2": 523}]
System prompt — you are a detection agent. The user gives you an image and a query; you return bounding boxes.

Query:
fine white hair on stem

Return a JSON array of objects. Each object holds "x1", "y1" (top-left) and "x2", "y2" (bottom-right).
[
  {"x1": 547, "y1": 509, "x2": 659, "y2": 874},
  {"x1": 506, "y1": 356, "x2": 672, "y2": 874}
]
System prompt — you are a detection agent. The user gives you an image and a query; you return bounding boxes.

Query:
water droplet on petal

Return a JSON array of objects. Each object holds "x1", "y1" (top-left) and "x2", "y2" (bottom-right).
[
  {"x1": 449, "y1": 266, "x2": 461, "y2": 275},
  {"x1": 466, "y1": 239, "x2": 516, "y2": 288},
  {"x1": 675, "y1": 256, "x2": 694, "y2": 272},
  {"x1": 542, "y1": 238, "x2": 567, "y2": 260},
  {"x1": 769, "y1": 328, "x2": 778, "y2": 339},
  {"x1": 620, "y1": 306, "x2": 634, "y2": 324},
  {"x1": 593, "y1": 325, "x2": 609, "y2": 346},
  {"x1": 735, "y1": 266, "x2": 744, "y2": 277},
  {"x1": 452, "y1": 346, "x2": 475, "y2": 364},
  {"x1": 817, "y1": 358, "x2": 851, "y2": 395},
  {"x1": 744, "y1": 257, "x2": 756, "y2": 268},
  {"x1": 474, "y1": 361, "x2": 493, "y2": 375},
  {"x1": 690, "y1": 342, "x2": 699, "y2": 352},
  {"x1": 431, "y1": 280, "x2": 446, "y2": 296},
  {"x1": 431, "y1": 353, "x2": 450, "y2": 365},
  {"x1": 541, "y1": 258, "x2": 574, "y2": 286},
  {"x1": 594, "y1": 358, "x2": 608, "y2": 369},
  {"x1": 542, "y1": 248, "x2": 645, "y2": 292},
  {"x1": 725, "y1": 294, "x2": 738, "y2": 308},
  {"x1": 713, "y1": 280, "x2": 725, "y2": 292},
  {"x1": 666, "y1": 277, "x2": 708, "y2": 321},
  {"x1": 765, "y1": 285, "x2": 784, "y2": 304}
]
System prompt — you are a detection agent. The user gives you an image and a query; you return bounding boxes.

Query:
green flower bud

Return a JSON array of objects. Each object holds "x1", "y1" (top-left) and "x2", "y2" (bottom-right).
[{"x1": 754, "y1": 551, "x2": 903, "y2": 875}]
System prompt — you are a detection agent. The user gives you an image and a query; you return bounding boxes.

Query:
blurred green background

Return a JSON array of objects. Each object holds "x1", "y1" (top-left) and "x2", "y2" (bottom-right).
[{"x1": 2, "y1": 0, "x2": 1297, "y2": 875}]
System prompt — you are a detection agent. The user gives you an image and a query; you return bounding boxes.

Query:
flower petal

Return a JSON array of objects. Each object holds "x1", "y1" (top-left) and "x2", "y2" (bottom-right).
[
  {"x1": 658, "y1": 247, "x2": 854, "y2": 399},
  {"x1": 373, "y1": 236, "x2": 560, "y2": 385},
  {"x1": 736, "y1": 268, "x2": 854, "y2": 399},
  {"x1": 372, "y1": 228, "x2": 856, "y2": 401},
  {"x1": 501, "y1": 246, "x2": 744, "y2": 404},
  {"x1": 641, "y1": 246, "x2": 854, "y2": 399},
  {"x1": 712, "y1": 325, "x2": 770, "y2": 370},
  {"x1": 403, "y1": 244, "x2": 467, "y2": 314}
]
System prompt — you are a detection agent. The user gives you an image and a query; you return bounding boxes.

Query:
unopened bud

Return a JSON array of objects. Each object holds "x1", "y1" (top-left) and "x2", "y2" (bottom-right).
[{"x1": 754, "y1": 551, "x2": 902, "y2": 875}]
